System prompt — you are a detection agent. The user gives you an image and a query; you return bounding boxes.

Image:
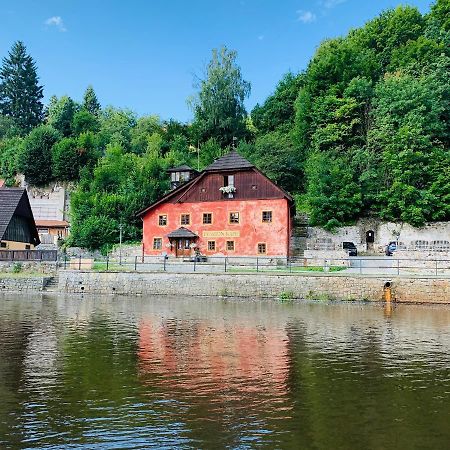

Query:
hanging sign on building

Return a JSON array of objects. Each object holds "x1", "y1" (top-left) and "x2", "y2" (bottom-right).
[{"x1": 203, "y1": 230, "x2": 240, "y2": 238}]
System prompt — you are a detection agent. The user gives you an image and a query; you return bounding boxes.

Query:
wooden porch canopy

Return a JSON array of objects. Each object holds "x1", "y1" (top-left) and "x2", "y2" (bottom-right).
[{"x1": 166, "y1": 227, "x2": 198, "y2": 239}]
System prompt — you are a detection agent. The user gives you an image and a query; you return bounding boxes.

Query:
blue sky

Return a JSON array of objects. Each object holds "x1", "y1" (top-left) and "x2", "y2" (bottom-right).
[{"x1": 1, "y1": 0, "x2": 432, "y2": 122}]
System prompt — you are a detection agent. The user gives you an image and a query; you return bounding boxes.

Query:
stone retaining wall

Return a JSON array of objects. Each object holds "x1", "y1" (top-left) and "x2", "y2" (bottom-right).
[
  {"x1": 58, "y1": 271, "x2": 449, "y2": 304},
  {"x1": 302, "y1": 250, "x2": 350, "y2": 266},
  {"x1": 0, "y1": 261, "x2": 58, "y2": 274},
  {"x1": 0, "y1": 276, "x2": 49, "y2": 292}
]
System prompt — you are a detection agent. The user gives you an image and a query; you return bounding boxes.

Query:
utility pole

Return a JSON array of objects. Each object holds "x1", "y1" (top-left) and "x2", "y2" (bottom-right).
[
  {"x1": 119, "y1": 223, "x2": 123, "y2": 266},
  {"x1": 197, "y1": 140, "x2": 200, "y2": 172}
]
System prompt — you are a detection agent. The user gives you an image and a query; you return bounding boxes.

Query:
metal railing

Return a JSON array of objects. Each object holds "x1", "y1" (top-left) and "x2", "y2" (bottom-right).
[
  {"x1": 58, "y1": 255, "x2": 450, "y2": 277},
  {"x1": 0, "y1": 250, "x2": 58, "y2": 261}
]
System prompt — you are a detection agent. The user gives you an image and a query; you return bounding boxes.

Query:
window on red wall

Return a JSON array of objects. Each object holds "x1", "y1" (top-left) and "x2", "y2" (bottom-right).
[
  {"x1": 153, "y1": 238, "x2": 162, "y2": 250},
  {"x1": 229, "y1": 212, "x2": 239, "y2": 224},
  {"x1": 180, "y1": 214, "x2": 190, "y2": 225},
  {"x1": 203, "y1": 213, "x2": 212, "y2": 224},
  {"x1": 158, "y1": 215, "x2": 167, "y2": 226}
]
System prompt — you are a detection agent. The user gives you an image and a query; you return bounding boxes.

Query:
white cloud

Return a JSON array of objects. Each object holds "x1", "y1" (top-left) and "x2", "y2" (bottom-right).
[
  {"x1": 45, "y1": 16, "x2": 67, "y2": 32},
  {"x1": 258, "y1": 35, "x2": 264, "y2": 40},
  {"x1": 296, "y1": 10, "x2": 316, "y2": 24},
  {"x1": 319, "y1": 0, "x2": 347, "y2": 9}
]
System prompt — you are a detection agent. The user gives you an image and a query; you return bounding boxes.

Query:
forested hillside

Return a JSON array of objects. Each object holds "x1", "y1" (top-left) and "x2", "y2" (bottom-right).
[
  {"x1": 0, "y1": 0, "x2": 448, "y2": 250},
  {"x1": 246, "y1": 0, "x2": 449, "y2": 230}
]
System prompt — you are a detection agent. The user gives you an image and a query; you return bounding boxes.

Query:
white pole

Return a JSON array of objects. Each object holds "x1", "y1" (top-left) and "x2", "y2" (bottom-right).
[{"x1": 119, "y1": 223, "x2": 123, "y2": 266}]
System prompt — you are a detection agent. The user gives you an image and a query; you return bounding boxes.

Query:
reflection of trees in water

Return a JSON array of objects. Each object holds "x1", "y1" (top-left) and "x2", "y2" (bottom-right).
[
  {"x1": 0, "y1": 296, "x2": 60, "y2": 447},
  {"x1": 283, "y1": 315, "x2": 450, "y2": 450},
  {"x1": 137, "y1": 316, "x2": 292, "y2": 447},
  {"x1": 0, "y1": 314, "x2": 33, "y2": 447}
]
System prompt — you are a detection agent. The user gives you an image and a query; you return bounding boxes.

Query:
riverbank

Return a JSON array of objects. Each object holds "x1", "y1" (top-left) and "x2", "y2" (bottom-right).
[
  {"x1": 1, "y1": 270, "x2": 448, "y2": 303},
  {"x1": 57, "y1": 270, "x2": 448, "y2": 303}
]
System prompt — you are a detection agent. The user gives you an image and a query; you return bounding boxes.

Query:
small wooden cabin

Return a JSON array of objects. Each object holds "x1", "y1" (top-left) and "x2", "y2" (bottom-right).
[
  {"x1": 138, "y1": 150, "x2": 294, "y2": 258},
  {"x1": 0, "y1": 188, "x2": 40, "y2": 250}
]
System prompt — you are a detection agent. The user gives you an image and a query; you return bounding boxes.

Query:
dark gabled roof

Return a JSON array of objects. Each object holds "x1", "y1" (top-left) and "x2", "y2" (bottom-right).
[
  {"x1": 167, "y1": 165, "x2": 196, "y2": 173},
  {"x1": 166, "y1": 227, "x2": 198, "y2": 239},
  {"x1": 136, "y1": 173, "x2": 205, "y2": 217},
  {"x1": 0, "y1": 188, "x2": 40, "y2": 245},
  {"x1": 136, "y1": 150, "x2": 293, "y2": 217},
  {"x1": 204, "y1": 150, "x2": 254, "y2": 172}
]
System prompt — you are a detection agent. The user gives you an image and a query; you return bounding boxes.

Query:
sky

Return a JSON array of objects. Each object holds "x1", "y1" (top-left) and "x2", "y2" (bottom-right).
[{"x1": 1, "y1": 0, "x2": 432, "y2": 122}]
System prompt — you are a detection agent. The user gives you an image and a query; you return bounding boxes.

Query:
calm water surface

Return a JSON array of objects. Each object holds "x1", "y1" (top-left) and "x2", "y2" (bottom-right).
[{"x1": 0, "y1": 294, "x2": 449, "y2": 449}]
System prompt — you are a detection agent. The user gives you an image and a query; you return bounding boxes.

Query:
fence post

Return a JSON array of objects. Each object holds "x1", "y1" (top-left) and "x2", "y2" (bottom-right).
[
  {"x1": 224, "y1": 257, "x2": 227, "y2": 273},
  {"x1": 193, "y1": 256, "x2": 196, "y2": 272},
  {"x1": 106, "y1": 256, "x2": 109, "y2": 271},
  {"x1": 359, "y1": 258, "x2": 363, "y2": 274},
  {"x1": 134, "y1": 255, "x2": 137, "y2": 271},
  {"x1": 256, "y1": 257, "x2": 259, "y2": 272},
  {"x1": 435, "y1": 260, "x2": 438, "y2": 276},
  {"x1": 289, "y1": 257, "x2": 292, "y2": 273},
  {"x1": 78, "y1": 255, "x2": 81, "y2": 271},
  {"x1": 64, "y1": 254, "x2": 67, "y2": 270},
  {"x1": 397, "y1": 259, "x2": 400, "y2": 275}
]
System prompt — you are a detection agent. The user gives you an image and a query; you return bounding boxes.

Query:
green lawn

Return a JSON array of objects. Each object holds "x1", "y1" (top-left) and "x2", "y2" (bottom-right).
[{"x1": 228, "y1": 265, "x2": 347, "y2": 273}]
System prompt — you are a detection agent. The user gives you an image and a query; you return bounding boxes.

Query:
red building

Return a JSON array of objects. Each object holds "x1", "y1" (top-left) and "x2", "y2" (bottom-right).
[{"x1": 138, "y1": 151, "x2": 294, "y2": 258}]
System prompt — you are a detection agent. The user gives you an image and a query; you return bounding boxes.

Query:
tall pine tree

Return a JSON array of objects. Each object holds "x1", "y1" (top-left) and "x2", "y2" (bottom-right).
[
  {"x1": 83, "y1": 85, "x2": 101, "y2": 116},
  {"x1": 0, "y1": 41, "x2": 43, "y2": 132}
]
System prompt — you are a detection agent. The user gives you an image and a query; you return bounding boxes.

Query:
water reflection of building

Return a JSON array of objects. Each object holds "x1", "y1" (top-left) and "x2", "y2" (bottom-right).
[{"x1": 137, "y1": 318, "x2": 290, "y2": 400}]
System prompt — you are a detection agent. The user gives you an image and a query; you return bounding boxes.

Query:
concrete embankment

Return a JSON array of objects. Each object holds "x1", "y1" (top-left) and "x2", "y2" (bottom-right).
[{"x1": 58, "y1": 270, "x2": 449, "y2": 303}]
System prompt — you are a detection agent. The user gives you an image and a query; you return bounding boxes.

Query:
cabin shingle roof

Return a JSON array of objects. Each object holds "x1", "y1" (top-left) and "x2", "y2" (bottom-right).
[
  {"x1": 0, "y1": 188, "x2": 40, "y2": 244},
  {"x1": 204, "y1": 150, "x2": 254, "y2": 172},
  {"x1": 0, "y1": 188, "x2": 26, "y2": 240},
  {"x1": 167, "y1": 165, "x2": 195, "y2": 172}
]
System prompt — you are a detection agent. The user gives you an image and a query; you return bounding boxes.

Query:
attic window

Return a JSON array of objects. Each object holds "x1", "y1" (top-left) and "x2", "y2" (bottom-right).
[
  {"x1": 251, "y1": 185, "x2": 257, "y2": 190},
  {"x1": 201, "y1": 187, "x2": 207, "y2": 193},
  {"x1": 223, "y1": 175, "x2": 235, "y2": 198}
]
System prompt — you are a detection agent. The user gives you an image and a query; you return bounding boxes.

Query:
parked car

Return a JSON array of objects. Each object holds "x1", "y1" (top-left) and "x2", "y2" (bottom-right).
[
  {"x1": 342, "y1": 242, "x2": 358, "y2": 256},
  {"x1": 385, "y1": 241, "x2": 397, "y2": 256}
]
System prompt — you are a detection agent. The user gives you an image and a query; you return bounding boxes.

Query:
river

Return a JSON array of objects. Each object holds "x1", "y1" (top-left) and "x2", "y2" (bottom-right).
[{"x1": 0, "y1": 294, "x2": 449, "y2": 449}]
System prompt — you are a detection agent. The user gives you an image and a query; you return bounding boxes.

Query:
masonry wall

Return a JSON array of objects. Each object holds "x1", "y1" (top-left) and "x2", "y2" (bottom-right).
[
  {"x1": 0, "y1": 261, "x2": 57, "y2": 274},
  {"x1": 58, "y1": 271, "x2": 450, "y2": 304},
  {"x1": 307, "y1": 220, "x2": 450, "y2": 254},
  {"x1": 0, "y1": 276, "x2": 49, "y2": 291}
]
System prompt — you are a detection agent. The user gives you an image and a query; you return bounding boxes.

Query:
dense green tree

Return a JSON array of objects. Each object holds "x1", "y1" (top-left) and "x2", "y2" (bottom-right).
[
  {"x1": 239, "y1": 131, "x2": 302, "y2": 193},
  {"x1": 428, "y1": 0, "x2": 450, "y2": 32},
  {"x1": 0, "y1": 115, "x2": 22, "y2": 139},
  {"x1": 98, "y1": 107, "x2": 136, "y2": 150},
  {"x1": 0, "y1": 137, "x2": 23, "y2": 185},
  {"x1": 82, "y1": 85, "x2": 101, "y2": 116},
  {"x1": 305, "y1": 153, "x2": 362, "y2": 229},
  {"x1": 0, "y1": 41, "x2": 43, "y2": 131},
  {"x1": 69, "y1": 143, "x2": 170, "y2": 249},
  {"x1": 19, "y1": 125, "x2": 60, "y2": 186},
  {"x1": 72, "y1": 109, "x2": 100, "y2": 135},
  {"x1": 52, "y1": 137, "x2": 81, "y2": 181},
  {"x1": 190, "y1": 46, "x2": 251, "y2": 147},
  {"x1": 197, "y1": 138, "x2": 223, "y2": 168},
  {"x1": 252, "y1": 72, "x2": 303, "y2": 134},
  {"x1": 368, "y1": 70, "x2": 449, "y2": 225},
  {"x1": 46, "y1": 95, "x2": 77, "y2": 136},
  {"x1": 130, "y1": 115, "x2": 161, "y2": 154}
]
